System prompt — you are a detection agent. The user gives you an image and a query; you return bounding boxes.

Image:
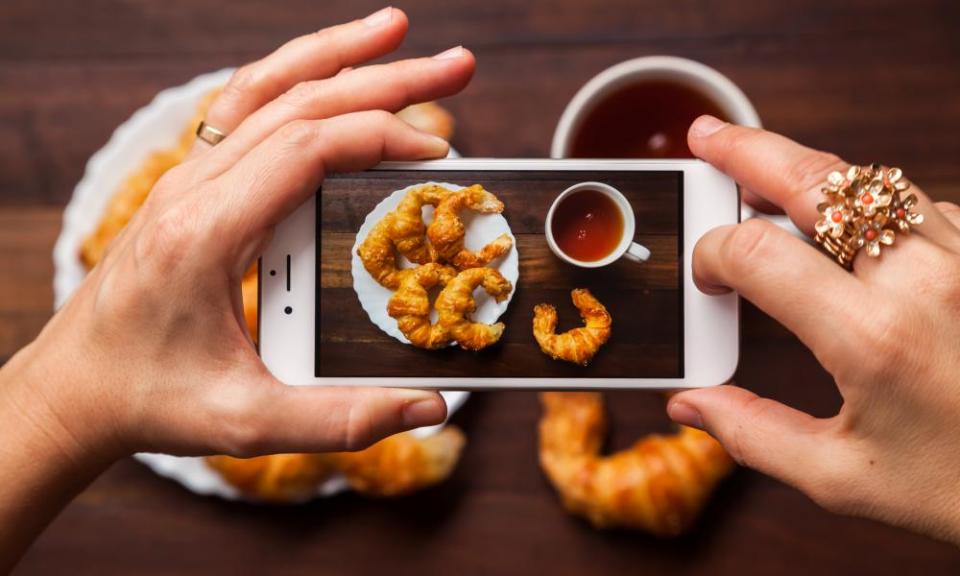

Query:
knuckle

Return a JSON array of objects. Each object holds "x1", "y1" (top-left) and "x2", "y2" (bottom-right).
[
  {"x1": 789, "y1": 151, "x2": 846, "y2": 197},
  {"x1": 210, "y1": 389, "x2": 267, "y2": 457},
  {"x1": 224, "y1": 64, "x2": 263, "y2": 97},
  {"x1": 279, "y1": 80, "x2": 323, "y2": 110},
  {"x1": 862, "y1": 305, "x2": 902, "y2": 347},
  {"x1": 916, "y1": 251, "x2": 960, "y2": 301},
  {"x1": 711, "y1": 126, "x2": 761, "y2": 171},
  {"x1": 935, "y1": 200, "x2": 960, "y2": 214},
  {"x1": 852, "y1": 306, "x2": 906, "y2": 378},
  {"x1": 341, "y1": 402, "x2": 378, "y2": 452},
  {"x1": 366, "y1": 109, "x2": 400, "y2": 128},
  {"x1": 276, "y1": 119, "x2": 318, "y2": 148},
  {"x1": 145, "y1": 165, "x2": 188, "y2": 202},
  {"x1": 134, "y1": 204, "x2": 199, "y2": 273}
]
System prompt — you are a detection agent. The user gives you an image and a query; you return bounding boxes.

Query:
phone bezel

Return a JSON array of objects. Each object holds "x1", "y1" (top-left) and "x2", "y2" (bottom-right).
[{"x1": 259, "y1": 158, "x2": 739, "y2": 389}]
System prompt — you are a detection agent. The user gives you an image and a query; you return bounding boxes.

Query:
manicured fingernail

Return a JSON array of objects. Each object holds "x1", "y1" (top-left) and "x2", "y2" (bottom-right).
[
  {"x1": 425, "y1": 133, "x2": 449, "y2": 154},
  {"x1": 433, "y1": 46, "x2": 464, "y2": 60},
  {"x1": 667, "y1": 401, "x2": 704, "y2": 429},
  {"x1": 402, "y1": 396, "x2": 446, "y2": 428},
  {"x1": 690, "y1": 115, "x2": 727, "y2": 139},
  {"x1": 363, "y1": 6, "x2": 394, "y2": 28}
]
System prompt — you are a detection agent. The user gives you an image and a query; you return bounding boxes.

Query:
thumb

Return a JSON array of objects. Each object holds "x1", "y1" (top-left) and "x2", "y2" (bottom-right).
[
  {"x1": 220, "y1": 380, "x2": 447, "y2": 456},
  {"x1": 667, "y1": 384, "x2": 841, "y2": 490}
]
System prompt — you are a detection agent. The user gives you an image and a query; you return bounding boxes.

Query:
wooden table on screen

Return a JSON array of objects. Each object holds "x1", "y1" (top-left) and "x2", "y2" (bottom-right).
[{"x1": 2, "y1": 0, "x2": 960, "y2": 574}]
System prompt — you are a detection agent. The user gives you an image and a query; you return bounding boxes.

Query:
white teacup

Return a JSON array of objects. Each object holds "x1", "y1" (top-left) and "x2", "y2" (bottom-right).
[
  {"x1": 545, "y1": 182, "x2": 650, "y2": 268},
  {"x1": 550, "y1": 56, "x2": 807, "y2": 237},
  {"x1": 551, "y1": 55, "x2": 761, "y2": 158}
]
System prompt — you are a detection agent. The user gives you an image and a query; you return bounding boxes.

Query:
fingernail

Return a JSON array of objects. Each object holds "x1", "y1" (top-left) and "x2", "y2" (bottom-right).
[
  {"x1": 401, "y1": 396, "x2": 446, "y2": 428},
  {"x1": 363, "y1": 6, "x2": 394, "y2": 28},
  {"x1": 690, "y1": 115, "x2": 727, "y2": 139},
  {"x1": 667, "y1": 401, "x2": 704, "y2": 430},
  {"x1": 425, "y1": 133, "x2": 450, "y2": 155},
  {"x1": 433, "y1": 45, "x2": 464, "y2": 60}
]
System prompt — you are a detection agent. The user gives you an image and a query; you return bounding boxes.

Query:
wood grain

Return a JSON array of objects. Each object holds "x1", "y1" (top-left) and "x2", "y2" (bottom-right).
[{"x1": 3, "y1": 0, "x2": 960, "y2": 573}]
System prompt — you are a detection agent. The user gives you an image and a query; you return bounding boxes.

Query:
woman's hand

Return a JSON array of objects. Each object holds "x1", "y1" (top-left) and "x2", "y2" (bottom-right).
[
  {"x1": 0, "y1": 6, "x2": 475, "y2": 533},
  {"x1": 667, "y1": 115, "x2": 960, "y2": 543}
]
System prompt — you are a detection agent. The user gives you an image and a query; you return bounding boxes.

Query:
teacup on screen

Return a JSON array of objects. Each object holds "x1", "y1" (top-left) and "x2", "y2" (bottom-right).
[{"x1": 545, "y1": 182, "x2": 650, "y2": 268}]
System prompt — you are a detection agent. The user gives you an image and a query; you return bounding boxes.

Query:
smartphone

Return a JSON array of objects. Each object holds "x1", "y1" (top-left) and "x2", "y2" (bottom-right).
[{"x1": 259, "y1": 159, "x2": 738, "y2": 389}]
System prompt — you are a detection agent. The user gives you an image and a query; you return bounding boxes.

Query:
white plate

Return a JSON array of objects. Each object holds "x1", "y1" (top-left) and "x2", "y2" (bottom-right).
[
  {"x1": 351, "y1": 181, "x2": 519, "y2": 345},
  {"x1": 52, "y1": 69, "x2": 469, "y2": 502}
]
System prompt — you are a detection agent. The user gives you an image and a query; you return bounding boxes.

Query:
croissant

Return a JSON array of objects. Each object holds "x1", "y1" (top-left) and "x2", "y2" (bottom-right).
[
  {"x1": 386, "y1": 184, "x2": 455, "y2": 265},
  {"x1": 533, "y1": 289, "x2": 612, "y2": 365},
  {"x1": 205, "y1": 453, "x2": 335, "y2": 503},
  {"x1": 205, "y1": 428, "x2": 466, "y2": 501},
  {"x1": 387, "y1": 263, "x2": 458, "y2": 349},
  {"x1": 539, "y1": 392, "x2": 734, "y2": 536},
  {"x1": 426, "y1": 184, "x2": 513, "y2": 269},
  {"x1": 331, "y1": 426, "x2": 466, "y2": 497},
  {"x1": 435, "y1": 267, "x2": 513, "y2": 350}
]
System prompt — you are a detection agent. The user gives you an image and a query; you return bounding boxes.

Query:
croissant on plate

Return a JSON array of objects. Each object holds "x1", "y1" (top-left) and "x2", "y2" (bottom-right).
[{"x1": 205, "y1": 453, "x2": 335, "y2": 503}]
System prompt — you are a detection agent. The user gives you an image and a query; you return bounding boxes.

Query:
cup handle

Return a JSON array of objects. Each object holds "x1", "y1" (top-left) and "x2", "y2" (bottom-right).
[{"x1": 622, "y1": 242, "x2": 651, "y2": 263}]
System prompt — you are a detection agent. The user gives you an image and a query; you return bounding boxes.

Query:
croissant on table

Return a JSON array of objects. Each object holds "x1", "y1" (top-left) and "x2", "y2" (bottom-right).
[{"x1": 539, "y1": 392, "x2": 734, "y2": 536}]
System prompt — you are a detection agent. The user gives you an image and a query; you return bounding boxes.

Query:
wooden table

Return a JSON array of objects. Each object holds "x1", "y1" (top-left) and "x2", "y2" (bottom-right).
[{"x1": 2, "y1": 0, "x2": 960, "y2": 573}]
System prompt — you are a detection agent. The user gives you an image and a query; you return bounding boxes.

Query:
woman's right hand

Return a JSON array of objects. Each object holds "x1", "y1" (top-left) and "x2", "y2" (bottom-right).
[{"x1": 668, "y1": 115, "x2": 960, "y2": 543}]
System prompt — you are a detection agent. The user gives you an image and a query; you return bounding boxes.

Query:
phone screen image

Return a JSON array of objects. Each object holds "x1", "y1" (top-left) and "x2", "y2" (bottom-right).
[{"x1": 316, "y1": 169, "x2": 683, "y2": 379}]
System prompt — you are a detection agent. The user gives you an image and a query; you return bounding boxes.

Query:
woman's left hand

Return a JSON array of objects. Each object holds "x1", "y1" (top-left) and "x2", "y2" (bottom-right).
[{"x1": 2, "y1": 6, "x2": 475, "y2": 473}]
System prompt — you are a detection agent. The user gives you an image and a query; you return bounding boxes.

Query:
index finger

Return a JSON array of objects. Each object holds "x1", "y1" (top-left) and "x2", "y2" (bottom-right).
[
  {"x1": 687, "y1": 116, "x2": 960, "y2": 252},
  {"x1": 687, "y1": 116, "x2": 846, "y2": 235},
  {"x1": 190, "y1": 6, "x2": 409, "y2": 155}
]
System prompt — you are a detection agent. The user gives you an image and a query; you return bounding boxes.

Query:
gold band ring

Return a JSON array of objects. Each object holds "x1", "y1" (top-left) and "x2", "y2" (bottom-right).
[
  {"x1": 814, "y1": 164, "x2": 924, "y2": 269},
  {"x1": 196, "y1": 121, "x2": 227, "y2": 146}
]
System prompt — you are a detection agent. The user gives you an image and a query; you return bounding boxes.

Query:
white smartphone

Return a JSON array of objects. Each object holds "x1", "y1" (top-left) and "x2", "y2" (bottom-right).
[{"x1": 259, "y1": 159, "x2": 739, "y2": 389}]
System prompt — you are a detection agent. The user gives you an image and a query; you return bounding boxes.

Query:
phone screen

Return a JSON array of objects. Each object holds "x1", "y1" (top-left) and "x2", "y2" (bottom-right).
[{"x1": 316, "y1": 169, "x2": 683, "y2": 379}]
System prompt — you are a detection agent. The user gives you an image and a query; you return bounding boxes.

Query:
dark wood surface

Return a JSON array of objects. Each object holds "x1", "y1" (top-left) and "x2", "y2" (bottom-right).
[
  {"x1": 2, "y1": 0, "x2": 960, "y2": 573},
  {"x1": 320, "y1": 170, "x2": 682, "y2": 378}
]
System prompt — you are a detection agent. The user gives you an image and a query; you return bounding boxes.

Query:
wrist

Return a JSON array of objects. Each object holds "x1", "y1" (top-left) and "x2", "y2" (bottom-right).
[
  {"x1": 0, "y1": 343, "x2": 121, "y2": 570},
  {"x1": 0, "y1": 340, "x2": 126, "y2": 474}
]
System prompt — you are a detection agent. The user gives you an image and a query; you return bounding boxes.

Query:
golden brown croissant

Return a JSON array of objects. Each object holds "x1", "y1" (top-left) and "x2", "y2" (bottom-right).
[
  {"x1": 205, "y1": 453, "x2": 335, "y2": 503},
  {"x1": 356, "y1": 214, "x2": 407, "y2": 289},
  {"x1": 435, "y1": 266, "x2": 513, "y2": 350},
  {"x1": 331, "y1": 426, "x2": 466, "y2": 497},
  {"x1": 386, "y1": 184, "x2": 455, "y2": 264},
  {"x1": 533, "y1": 289, "x2": 612, "y2": 365},
  {"x1": 387, "y1": 263, "x2": 458, "y2": 349},
  {"x1": 539, "y1": 392, "x2": 734, "y2": 535},
  {"x1": 206, "y1": 428, "x2": 466, "y2": 501},
  {"x1": 427, "y1": 184, "x2": 513, "y2": 269}
]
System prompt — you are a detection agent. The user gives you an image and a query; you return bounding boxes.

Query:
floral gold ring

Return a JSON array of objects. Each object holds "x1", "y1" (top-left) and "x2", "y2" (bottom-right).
[{"x1": 814, "y1": 164, "x2": 923, "y2": 269}]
